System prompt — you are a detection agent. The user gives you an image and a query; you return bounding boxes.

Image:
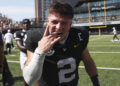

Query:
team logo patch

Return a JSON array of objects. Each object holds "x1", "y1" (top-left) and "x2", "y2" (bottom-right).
[
  {"x1": 46, "y1": 49, "x2": 55, "y2": 56},
  {"x1": 63, "y1": 48, "x2": 67, "y2": 52},
  {"x1": 21, "y1": 33, "x2": 24, "y2": 36}
]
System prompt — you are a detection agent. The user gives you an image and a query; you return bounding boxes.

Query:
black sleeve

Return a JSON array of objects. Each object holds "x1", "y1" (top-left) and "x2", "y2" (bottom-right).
[
  {"x1": 24, "y1": 30, "x2": 34, "y2": 52},
  {"x1": 74, "y1": 27, "x2": 89, "y2": 50},
  {"x1": 14, "y1": 30, "x2": 21, "y2": 40},
  {"x1": 81, "y1": 27, "x2": 89, "y2": 50},
  {"x1": 0, "y1": 33, "x2": 3, "y2": 46},
  {"x1": 25, "y1": 29, "x2": 44, "y2": 52}
]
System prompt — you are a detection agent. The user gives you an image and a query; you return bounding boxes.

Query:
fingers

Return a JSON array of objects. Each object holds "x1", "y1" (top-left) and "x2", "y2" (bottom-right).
[
  {"x1": 43, "y1": 25, "x2": 49, "y2": 36},
  {"x1": 46, "y1": 32, "x2": 61, "y2": 45},
  {"x1": 51, "y1": 32, "x2": 61, "y2": 43},
  {"x1": 43, "y1": 27, "x2": 61, "y2": 45},
  {"x1": 51, "y1": 37, "x2": 61, "y2": 45},
  {"x1": 50, "y1": 32, "x2": 58, "y2": 37}
]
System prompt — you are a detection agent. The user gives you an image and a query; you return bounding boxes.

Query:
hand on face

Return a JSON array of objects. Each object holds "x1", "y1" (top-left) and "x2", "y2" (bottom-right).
[{"x1": 37, "y1": 26, "x2": 61, "y2": 53}]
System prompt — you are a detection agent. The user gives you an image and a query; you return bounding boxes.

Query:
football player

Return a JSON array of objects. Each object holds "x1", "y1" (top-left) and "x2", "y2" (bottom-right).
[
  {"x1": 14, "y1": 19, "x2": 31, "y2": 86},
  {"x1": 4, "y1": 30, "x2": 14, "y2": 54},
  {"x1": 23, "y1": 1, "x2": 100, "y2": 86},
  {"x1": 14, "y1": 18, "x2": 30, "y2": 70},
  {"x1": 112, "y1": 27, "x2": 119, "y2": 41}
]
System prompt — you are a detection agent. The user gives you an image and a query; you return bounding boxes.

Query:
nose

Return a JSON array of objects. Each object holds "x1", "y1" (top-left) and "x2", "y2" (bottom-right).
[
  {"x1": 56, "y1": 23, "x2": 62, "y2": 31},
  {"x1": 56, "y1": 23, "x2": 61, "y2": 28}
]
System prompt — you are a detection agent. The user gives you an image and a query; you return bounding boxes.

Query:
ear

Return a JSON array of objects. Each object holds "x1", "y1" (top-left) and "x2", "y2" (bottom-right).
[{"x1": 70, "y1": 20, "x2": 72, "y2": 26}]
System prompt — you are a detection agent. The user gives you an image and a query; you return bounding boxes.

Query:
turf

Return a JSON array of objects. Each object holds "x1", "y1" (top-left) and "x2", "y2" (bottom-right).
[{"x1": 0, "y1": 35, "x2": 120, "y2": 86}]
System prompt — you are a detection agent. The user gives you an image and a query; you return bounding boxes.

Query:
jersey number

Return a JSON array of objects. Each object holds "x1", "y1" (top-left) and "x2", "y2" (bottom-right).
[
  {"x1": 57, "y1": 57, "x2": 76, "y2": 83},
  {"x1": 23, "y1": 34, "x2": 27, "y2": 46}
]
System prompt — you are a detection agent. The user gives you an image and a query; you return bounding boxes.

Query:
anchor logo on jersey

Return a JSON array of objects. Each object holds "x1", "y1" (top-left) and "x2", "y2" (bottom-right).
[{"x1": 63, "y1": 47, "x2": 67, "y2": 52}]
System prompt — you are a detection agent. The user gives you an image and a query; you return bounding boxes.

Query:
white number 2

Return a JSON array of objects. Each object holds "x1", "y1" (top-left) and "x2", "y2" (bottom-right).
[{"x1": 57, "y1": 57, "x2": 76, "y2": 84}]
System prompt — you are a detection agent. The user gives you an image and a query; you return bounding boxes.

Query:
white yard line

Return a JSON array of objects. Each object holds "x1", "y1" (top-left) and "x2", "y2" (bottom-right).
[
  {"x1": 79, "y1": 66, "x2": 120, "y2": 71},
  {"x1": 89, "y1": 45, "x2": 120, "y2": 47},
  {"x1": 90, "y1": 51, "x2": 120, "y2": 53},
  {"x1": 90, "y1": 35, "x2": 110, "y2": 41},
  {"x1": 7, "y1": 60, "x2": 120, "y2": 71},
  {"x1": 89, "y1": 37, "x2": 102, "y2": 41},
  {"x1": 7, "y1": 60, "x2": 20, "y2": 63}
]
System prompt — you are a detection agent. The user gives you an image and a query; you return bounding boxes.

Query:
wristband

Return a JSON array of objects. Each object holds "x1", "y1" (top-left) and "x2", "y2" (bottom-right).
[
  {"x1": 34, "y1": 48, "x2": 46, "y2": 60},
  {"x1": 91, "y1": 75, "x2": 100, "y2": 86},
  {"x1": 35, "y1": 48, "x2": 46, "y2": 55}
]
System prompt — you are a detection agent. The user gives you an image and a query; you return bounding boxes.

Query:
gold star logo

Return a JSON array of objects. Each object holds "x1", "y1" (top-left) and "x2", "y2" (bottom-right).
[{"x1": 74, "y1": 44, "x2": 80, "y2": 48}]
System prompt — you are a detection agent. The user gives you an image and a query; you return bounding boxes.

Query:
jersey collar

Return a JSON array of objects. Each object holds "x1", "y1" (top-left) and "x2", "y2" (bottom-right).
[
  {"x1": 59, "y1": 32, "x2": 69, "y2": 45},
  {"x1": 22, "y1": 29, "x2": 27, "y2": 32}
]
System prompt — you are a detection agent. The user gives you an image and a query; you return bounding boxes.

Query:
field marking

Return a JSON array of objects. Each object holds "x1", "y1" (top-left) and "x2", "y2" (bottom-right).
[
  {"x1": 7, "y1": 60, "x2": 120, "y2": 71},
  {"x1": 9, "y1": 54, "x2": 16, "y2": 56},
  {"x1": 8, "y1": 60, "x2": 20, "y2": 63},
  {"x1": 90, "y1": 35, "x2": 110, "y2": 41},
  {"x1": 89, "y1": 37, "x2": 102, "y2": 41},
  {"x1": 90, "y1": 51, "x2": 120, "y2": 53},
  {"x1": 79, "y1": 66, "x2": 120, "y2": 71},
  {"x1": 89, "y1": 45, "x2": 120, "y2": 47}
]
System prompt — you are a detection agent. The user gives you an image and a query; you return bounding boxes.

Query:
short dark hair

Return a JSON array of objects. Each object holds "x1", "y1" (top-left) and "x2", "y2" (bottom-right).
[{"x1": 49, "y1": 1, "x2": 74, "y2": 19}]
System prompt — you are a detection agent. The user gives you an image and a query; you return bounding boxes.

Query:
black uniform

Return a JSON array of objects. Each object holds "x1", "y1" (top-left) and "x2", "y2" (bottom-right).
[
  {"x1": 25, "y1": 27, "x2": 89, "y2": 86},
  {"x1": 14, "y1": 29, "x2": 27, "y2": 50},
  {"x1": 14, "y1": 29, "x2": 28, "y2": 70}
]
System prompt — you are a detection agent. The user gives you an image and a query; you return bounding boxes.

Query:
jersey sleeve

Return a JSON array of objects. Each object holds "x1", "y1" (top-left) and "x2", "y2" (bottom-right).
[
  {"x1": 24, "y1": 30, "x2": 34, "y2": 52},
  {"x1": 25, "y1": 29, "x2": 44, "y2": 52},
  {"x1": 81, "y1": 27, "x2": 89, "y2": 50},
  {"x1": 73, "y1": 27, "x2": 89, "y2": 50},
  {"x1": 14, "y1": 30, "x2": 21, "y2": 40}
]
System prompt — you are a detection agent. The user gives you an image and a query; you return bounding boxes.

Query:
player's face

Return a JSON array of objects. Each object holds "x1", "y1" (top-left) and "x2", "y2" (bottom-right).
[
  {"x1": 22, "y1": 24, "x2": 28, "y2": 30},
  {"x1": 47, "y1": 13, "x2": 72, "y2": 41}
]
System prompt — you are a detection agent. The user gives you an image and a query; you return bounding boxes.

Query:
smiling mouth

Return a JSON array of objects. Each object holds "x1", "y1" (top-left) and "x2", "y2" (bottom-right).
[{"x1": 57, "y1": 32, "x2": 63, "y2": 36}]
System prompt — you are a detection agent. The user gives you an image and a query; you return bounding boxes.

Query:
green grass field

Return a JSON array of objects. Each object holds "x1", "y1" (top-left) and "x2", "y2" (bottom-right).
[{"x1": 0, "y1": 35, "x2": 120, "y2": 86}]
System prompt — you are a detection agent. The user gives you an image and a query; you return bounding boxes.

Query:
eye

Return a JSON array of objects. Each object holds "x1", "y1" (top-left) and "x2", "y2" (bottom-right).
[
  {"x1": 61, "y1": 21, "x2": 67, "y2": 25},
  {"x1": 51, "y1": 20, "x2": 58, "y2": 24}
]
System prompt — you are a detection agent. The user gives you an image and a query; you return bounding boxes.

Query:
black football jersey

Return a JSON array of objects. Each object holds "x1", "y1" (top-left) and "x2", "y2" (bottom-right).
[
  {"x1": 25, "y1": 27, "x2": 89, "y2": 86},
  {"x1": 14, "y1": 29, "x2": 27, "y2": 46}
]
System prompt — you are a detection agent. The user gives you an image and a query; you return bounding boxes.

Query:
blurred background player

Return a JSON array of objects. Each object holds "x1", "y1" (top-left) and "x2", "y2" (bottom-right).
[
  {"x1": 14, "y1": 18, "x2": 31, "y2": 70},
  {"x1": 4, "y1": 29, "x2": 14, "y2": 54},
  {"x1": 112, "y1": 27, "x2": 119, "y2": 41},
  {"x1": 0, "y1": 28, "x2": 14, "y2": 86},
  {"x1": 14, "y1": 18, "x2": 31, "y2": 86}
]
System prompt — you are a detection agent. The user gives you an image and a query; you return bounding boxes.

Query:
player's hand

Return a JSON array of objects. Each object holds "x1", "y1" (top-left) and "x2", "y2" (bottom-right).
[{"x1": 37, "y1": 26, "x2": 61, "y2": 53}]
